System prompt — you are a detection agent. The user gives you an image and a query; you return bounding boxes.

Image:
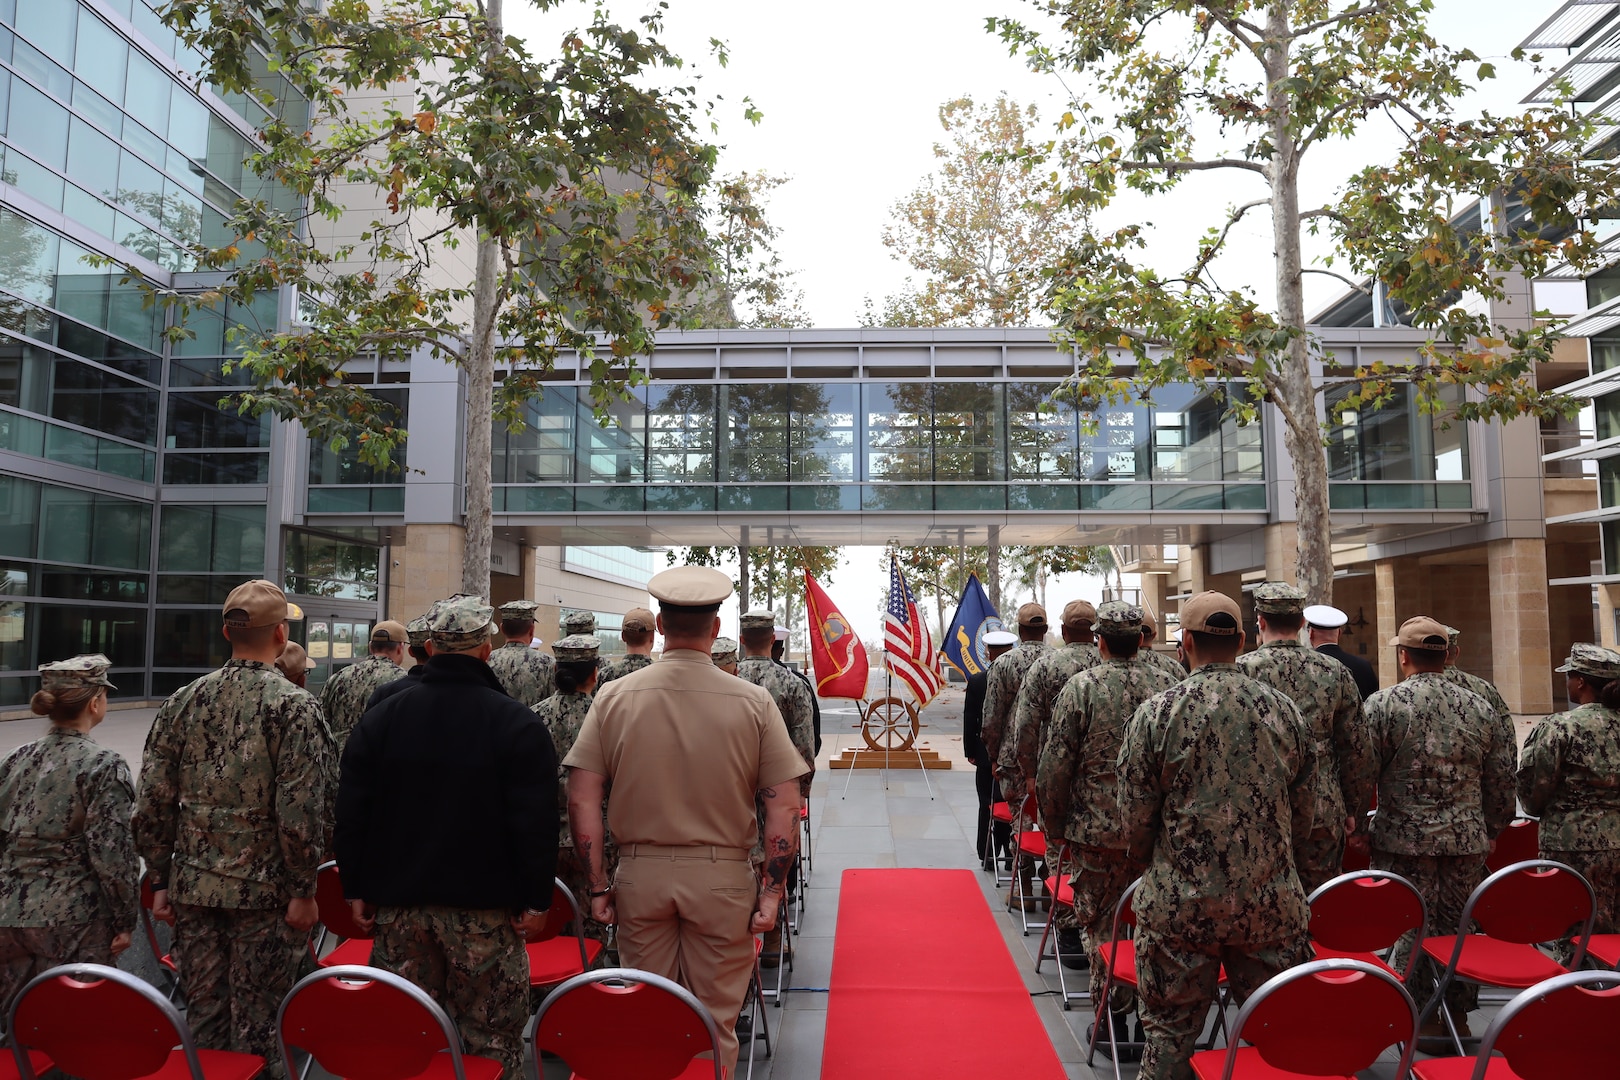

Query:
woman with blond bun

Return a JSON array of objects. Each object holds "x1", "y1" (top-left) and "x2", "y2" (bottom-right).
[{"x1": 0, "y1": 654, "x2": 138, "y2": 1014}]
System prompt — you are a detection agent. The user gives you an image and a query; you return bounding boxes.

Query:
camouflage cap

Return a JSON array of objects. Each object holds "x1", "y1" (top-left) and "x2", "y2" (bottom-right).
[
  {"x1": 431, "y1": 595, "x2": 494, "y2": 651},
  {"x1": 561, "y1": 610, "x2": 597, "y2": 636},
  {"x1": 553, "y1": 634, "x2": 600, "y2": 663},
  {"x1": 222, "y1": 579, "x2": 289, "y2": 629},
  {"x1": 1445, "y1": 625, "x2": 1461, "y2": 647},
  {"x1": 739, "y1": 609, "x2": 778, "y2": 632},
  {"x1": 38, "y1": 654, "x2": 115, "y2": 692},
  {"x1": 1095, "y1": 601, "x2": 1144, "y2": 634},
  {"x1": 1556, "y1": 642, "x2": 1620, "y2": 680},
  {"x1": 711, "y1": 637, "x2": 739, "y2": 664},
  {"x1": 500, "y1": 600, "x2": 540, "y2": 621},
  {"x1": 406, "y1": 614, "x2": 432, "y2": 647},
  {"x1": 1181, "y1": 591, "x2": 1241, "y2": 635},
  {"x1": 1388, "y1": 616, "x2": 1449, "y2": 651},
  {"x1": 1061, "y1": 599, "x2": 1097, "y2": 628},
  {"x1": 622, "y1": 607, "x2": 655, "y2": 632},
  {"x1": 1253, "y1": 581, "x2": 1307, "y2": 615},
  {"x1": 276, "y1": 642, "x2": 316, "y2": 674},
  {"x1": 1016, "y1": 602, "x2": 1048, "y2": 628}
]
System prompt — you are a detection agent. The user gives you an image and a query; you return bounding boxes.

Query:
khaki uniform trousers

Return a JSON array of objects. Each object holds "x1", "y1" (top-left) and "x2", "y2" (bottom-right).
[{"x1": 615, "y1": 845, "x2": 757, "y2": 1074}]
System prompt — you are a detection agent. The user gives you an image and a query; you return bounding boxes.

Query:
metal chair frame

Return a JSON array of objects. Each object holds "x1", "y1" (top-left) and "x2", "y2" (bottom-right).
[
  {"x1": 526, "y1": 876, "x2": 602, "y2": 989},
  {"x1": 761, "y1": 891, "x2": 796, "y2": 1007},
  {"x1": 139, "y1": 878, "x2": 185, "y2": 1003},
  {"x1": 532, "y1": 967, "x2": 724, "y2": 1080},
  {"x1": 1306, "y1": 869, "x2": 1428, "y2": 982},
  {"x1": 1412, "y1": 968, "x2": 1620, "y2": 1080},
  {"x1": 985, "y1": 798, "x2": 1015, "y2": 884},
  {"x1": 1033, "y1": 841, "x2": 1087, "y2": 1010}
]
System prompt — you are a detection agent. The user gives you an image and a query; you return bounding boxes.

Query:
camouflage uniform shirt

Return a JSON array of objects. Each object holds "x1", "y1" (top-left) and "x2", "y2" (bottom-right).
[
  {"x1": 737, "y1": 656, "x2": 817, "y2": 792},
  {"x1": 1238, "y1": 639, "x2": 1374, "y2": 834},
  {"x1": 1363, "y1": 671, "x2": 1515, "y2": 856},
  {"x1": 1000, "y1": 642, "x2": 1101, "y2": 793},
  {"x1": 1518, "y1": 702, "x2": 1620, "y2": 851},
  {"x1": 0, "y1": 729, "x2": 138, "y2": 932},
  {"x1": 981, "y1": 641, "x2": 1048, "y2": 768},
  {"x1": 1037, "y1": 657, "x2": 1180, "y2": 851},
  {"x1": 486, "y1": 642, "x2": 556, "y2": 707},
  {"x1": 1118, "y1": 663, "x2": 1317, "y2": 948},
  {"x1": 320, "y1": 655, "x2": 405, "y2": 749},
  {"x1": 597, "y1": 653, "x2": 653, "y2": 688},
  {"x1": 534, "y1": 690, "x2": 595, "y2": 848},
  {"x1": 134, "y1": 660, "x2": 332, "y2": 907},
  {"x1": 1443, "y1": 666, "x2": 1511, "y2": 722},
  {"x1": 1139, "y1": 648, "x2": 1188, "y2": 683}
]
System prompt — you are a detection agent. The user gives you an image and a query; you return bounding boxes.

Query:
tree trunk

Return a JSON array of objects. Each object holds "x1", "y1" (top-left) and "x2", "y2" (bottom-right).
[
  {"x1": 1266, "y1": 0, "x2": 1334, "y2": 606},
  {"x1": 738, "y1": 536, "x2": 750, "y2": 612},
  {"x1": 987, "y1": 525, "x2": 1001, "y2": 613}
]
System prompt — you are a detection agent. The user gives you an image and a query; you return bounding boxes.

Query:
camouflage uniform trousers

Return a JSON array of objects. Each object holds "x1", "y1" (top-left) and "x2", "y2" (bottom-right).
[
  {"x1": 1134, "y1": 929, "x2": 1313, "y2": 1080},
  {"x1": 1294, "y1": 828, "x2": 1347, "y2": 897},
  {"x1": 0, "y1": 918, "x2": 114, "y2": 1018},
  {"x1": 1372, "y1": 850, "x2": 1484, "y2": 1015},
  {"x1": 1542, "y1": 847, "x2": 1620, "y2": 965},
  {"x1": 1067, "y1": 846, "x2": 1140, "y2": 1015},
  {"x1": 555, "y1": 846, "x2": 614, "y2": 948},
  {"x1": 172, "y1": 903, "x2": 310, "y2": 1080},
  {"x1": 370, "y1": 905, "x2": 529, "y2": 1078}
]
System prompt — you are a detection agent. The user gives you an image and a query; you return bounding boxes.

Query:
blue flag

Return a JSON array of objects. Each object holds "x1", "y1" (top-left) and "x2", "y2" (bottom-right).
[{"x1": 940, "y1": 574, "x2": 1003, "y2": 678}]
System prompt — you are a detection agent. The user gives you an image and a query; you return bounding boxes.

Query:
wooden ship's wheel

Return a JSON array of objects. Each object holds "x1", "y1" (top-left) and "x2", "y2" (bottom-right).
[{"x1": 860, "y1": 695, "x2": 920, "y2": 752}]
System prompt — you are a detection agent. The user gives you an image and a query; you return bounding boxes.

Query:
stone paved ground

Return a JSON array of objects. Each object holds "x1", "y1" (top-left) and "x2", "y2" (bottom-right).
[{"x1": 2, "y1": 683, "x2": 1515, "y2": 1078}]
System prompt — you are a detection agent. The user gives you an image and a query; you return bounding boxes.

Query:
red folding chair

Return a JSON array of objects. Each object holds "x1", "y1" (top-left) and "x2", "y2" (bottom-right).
[
  {"x1": 140, "y1": 878, "x2": 184, "y2": 1002},
  {"x1": 1485, "y1": 818, "x2": 1539, "y2": 875},
  {"x1": 1187, "y1": 958, "x2": 1419, "y2": 1080},
  {"x1": 0, "y1": 1049, "x2": 51, "y2": 1080},
  {"x1": 1033, "y1": 841, "x2": 1085, "y2": 1010},
  {"x1": 1308, "y1": 870, "x2": 1427, "y2": 981},
  {"x1": 1417, "y1": 859, "x2": 1596, "y2": 1056},
  {"x1": 1574, "y1": 931, "x2": 1620, "y2": 968},
  {"x1": 987, "y1": 799, "x2": 1016, "y2": 883},
  {"x1": 276, "y1": 964, "x2": 501, "y2": 1080},
  {"x1": 533, "y1": 967, "x2": 725, "y2": 1080},
  {"x1": 7, "y1": 963, "x2": 263, "y2": 1080},
  {"x1": 528, "y1": 877, "x2": 605, "y2": 988},
  {"x1": 311, "y1": 862, "x2": 374, "y2": 968},
  {"x1": 1410, "y1": 969, "x2": 1620, "y2": 1080}
]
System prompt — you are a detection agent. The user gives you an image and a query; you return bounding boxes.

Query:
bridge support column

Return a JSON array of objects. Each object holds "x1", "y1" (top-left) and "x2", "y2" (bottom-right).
[
  {"x1": 1374, "y1": 556, "x2": 1428, "y2": 692},
  {"x1": 1487, "y1": 538, "x2": 1553, "y2": 716},
  {"x1": 1263, "y1": 524, "x2": 1298, "y2": 586},
  {"x1": 390, "y1": 524, "x2": 466, "y2": 629}
]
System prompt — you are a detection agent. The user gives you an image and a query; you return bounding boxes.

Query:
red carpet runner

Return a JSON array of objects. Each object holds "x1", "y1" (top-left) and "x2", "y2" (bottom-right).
[{"x1": 821, "y1": 868, "x2": 1069, "y2": 1079}]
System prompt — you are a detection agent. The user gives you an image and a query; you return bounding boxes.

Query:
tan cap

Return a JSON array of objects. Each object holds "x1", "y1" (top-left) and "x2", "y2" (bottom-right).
[
  {"x1": 1389, "y1": 616, "x2": 1450, "y2": 651},
  {"x1": 1140, "y1": 609, "x2": 1157, "y2": 635},
  {"x1": 370, "y1": 620, "x2": 408, "y2": 646},
  {"x1": 222, "y1": 579, "x2": 289, "y2": 629},
  {"x1": 39, "y1": 654, "x2": 116, "y2": 691},
  {"x1": 287, "y1": 602, "x2": 305, "y2": 621},
  {"x1": 1016, "y1": 602, "x2": 1047, "y2": 628},
  {"x1": 648, "y1": 565, "x2": 733, "y2": 609},
  {"x1": 1180, "y1": 591, "x2": 1241, "y2": 635},
  {"x1": 276, "y1": 642, "x2": 316, "y2": 673},
  {"x1": 622, "y1": 607, "x2": 655, "y2": 632},
  {"x1": 1062, "y1": 600, "x2": 1097, "y2": 628}
]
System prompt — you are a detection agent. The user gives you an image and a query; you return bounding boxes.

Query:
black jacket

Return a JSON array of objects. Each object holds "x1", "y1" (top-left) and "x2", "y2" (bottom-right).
[
  {"x1": 336, "y1": 652, "x2": 558, "y2": 911},
  {"x1": 1317, "y1": 642, "x2": 1379, "y2": 701},
  {"x1": 963, "y1": 671, "x2": 989, "y2": 763}
]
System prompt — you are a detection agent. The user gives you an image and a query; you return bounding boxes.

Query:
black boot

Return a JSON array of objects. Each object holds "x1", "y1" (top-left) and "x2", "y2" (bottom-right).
[{"x1": 1056, "y1": 928, "x2": 1088, "y2": 970}]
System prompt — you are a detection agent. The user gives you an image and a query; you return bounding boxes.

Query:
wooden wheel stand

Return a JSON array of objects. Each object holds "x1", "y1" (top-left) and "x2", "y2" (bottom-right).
[{"x1": 834, "y1": 694, "x2": 945, "y2": 798}]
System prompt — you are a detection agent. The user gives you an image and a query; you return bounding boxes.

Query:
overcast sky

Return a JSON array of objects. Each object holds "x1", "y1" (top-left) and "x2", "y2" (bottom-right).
[{"x1": 509, "y1": 0, "x2": 1563, "y2": 645}]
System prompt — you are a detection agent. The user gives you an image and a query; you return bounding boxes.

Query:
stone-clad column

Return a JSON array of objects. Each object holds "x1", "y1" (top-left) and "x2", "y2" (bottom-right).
[
  {"x1": 1374, "y1": 557, "x2": 1429, "y2": 691},
  {"x1": 1488, "y1": 538, "x2": 1553, "y2": 716}
]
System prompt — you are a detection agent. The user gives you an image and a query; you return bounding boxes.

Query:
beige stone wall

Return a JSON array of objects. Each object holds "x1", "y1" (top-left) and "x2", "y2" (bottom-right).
[
  {"x1": 1487, "y1": 538, "x2": 1554, "y2": 716},
  {"x1": 388, "y1": 524, "x2": 466, "y2": 627}
]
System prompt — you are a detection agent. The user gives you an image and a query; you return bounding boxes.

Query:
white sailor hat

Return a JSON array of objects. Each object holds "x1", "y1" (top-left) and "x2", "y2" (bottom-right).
[
  {"x1": 1303, "y1": 604, "x2": 1348, "y2": 629},
  {"x1": 983, "y1": 629, "x2": 1017, "y2": 647},
  {"x1": 773, "y1": 626, "x2": 790, "y2": 642}
]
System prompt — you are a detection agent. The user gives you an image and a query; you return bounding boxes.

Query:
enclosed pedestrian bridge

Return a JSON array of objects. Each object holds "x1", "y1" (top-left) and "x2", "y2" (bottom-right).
[{"x1": 317, "y1": 327, "x2": 1492, "y2": 552}]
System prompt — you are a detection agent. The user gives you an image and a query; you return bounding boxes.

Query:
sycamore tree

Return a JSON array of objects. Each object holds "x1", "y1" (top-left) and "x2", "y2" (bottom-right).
[
  {"x1": 140, "y1": 0, "x2": 721, "y2": 594},
  {"x1": 686, "y1": 170, "x2": 810, "y2": 328},
  {"x1": 671, "y1": 545, "x2": 838, "y2": 647},
  {"x1": 990, "y1": 0, "x2": 1620, "y2": 602}
]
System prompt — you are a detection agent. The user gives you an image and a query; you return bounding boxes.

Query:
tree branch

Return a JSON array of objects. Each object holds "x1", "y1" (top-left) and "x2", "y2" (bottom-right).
[
  {"x1": 1298, "y1": 92, "x2": 1395, "y2": 152},
  {"x1": 1194, "y1": 198, "x2": 1271, "y2": 271},
  {"x1": 1117, "y1": 158, "x2": 1268, "y2": 175},
  {"x1": 1290, "y1": 0, "x2": 1389, "y2": 39},
  {"x1": 1302, "y1": 268, "x2": 1372, "y2": 293}
]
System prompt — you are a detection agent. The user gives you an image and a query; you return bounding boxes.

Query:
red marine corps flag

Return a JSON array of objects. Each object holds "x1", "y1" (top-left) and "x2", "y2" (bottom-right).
[{"x1": 804, "y1": 572, "x2": 870, "y2": 700}]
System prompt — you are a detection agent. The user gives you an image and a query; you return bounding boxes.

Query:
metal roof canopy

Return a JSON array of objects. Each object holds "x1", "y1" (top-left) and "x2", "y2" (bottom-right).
[
  {"x1": 1523, "y1": 13, "x2": 1620, "y2": 104},
  {"x1": 1522, "y1": 1, "x2": 1620, "y2": 52}
]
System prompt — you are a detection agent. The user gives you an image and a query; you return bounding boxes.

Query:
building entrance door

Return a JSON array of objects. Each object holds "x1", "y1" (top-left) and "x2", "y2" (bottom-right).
[{"x1": 286, "y1": 597, "x2": 382, "y2": 694}]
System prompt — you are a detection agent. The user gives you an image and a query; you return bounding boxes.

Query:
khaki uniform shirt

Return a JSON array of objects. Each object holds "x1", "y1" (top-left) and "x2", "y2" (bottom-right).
[
  {"x1": 0, "y1": 729, "x2": 138, "y2": 931},
  {"x1": 981, "y1": 641, "x2": 1048, "y2": 768},
  {"x1": 563, "y1": 650, "x2": 808, "y2": 850},
  {"x1": 487, "y1": 641, "x2": 557, "y2": 707},
  {"x1": 1518, "y1": 702, "x2": 1620, "y2": 852},
  {"x1": 1000, "y1": 642, "x2": 1101, "y2": 795}
]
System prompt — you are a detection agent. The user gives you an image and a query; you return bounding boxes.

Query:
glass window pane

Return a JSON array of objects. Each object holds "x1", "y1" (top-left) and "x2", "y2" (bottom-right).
[
  {"x1": 123, "y1": 50, "x2": 170, "y2": 136},
  {"x1": 864, "y1": 383, "x2": 931, "y2": 481},
  {"x1": 792, "y1": 383, "x2": 855, "y2": 482},
  {"x1": 1008, "y1": 383, "x2": 1076, "y2": 481},
  {"x1": 7, "y1": 78, "x2": 68, "y2": 170},
  {"x1": 37, "y1": 484, "x2": 91, "y2": 564},
  {"x1": 932, "y1": 382, "x2": 1002, "y2": 482},
  {"x1": 210, "y1": 505, "x2": 264, "y2": 573},
  {"x1": 62, "y1": 184, "x2": 115, "y2": 241},
  {"x1": 4, "y1": 150, "x2": 64, "y2": 209},
  {"x1": 575, "y1": 389, "x2": 644, "y2": 483},
  {"x1": 0, "y1": 210, "x2": 59, "y2": 307},
  {"x1": 720, "y1": 384, "x2": 789, "y2": 482},
  {"x1": 166, "y1": 392, "x2": 270, "y2": 449},
  {"x1": 645, "y1": 384, "x2": 713, "y2": 482},
  {"x1": 158, "y1": 504, "x2": 210, "y2": 571},
  {"x1": 0, "y1": 476, "x2": 38, "y2": 558},
  {"x1": 38, "y1": 603, "x2": 145, "y2": 669},
  {"x1": 71, "y1": 12, "x2": 125, "y2": 102},
  {"x1": 91, "y1": 496, "x2": 149, "y2": 570},
  {"x1": 167, "y1": 90, "x2": 207, "y2": 160},
  {"x1": 117, "y1": 150, "x2": 165, "y2": 217},
  {"x1": 14, "y1": 1, "x2": 74, "y2": 65},
  {"x1": 67, "y1": 115, "x2": 119, "y2": 198}
]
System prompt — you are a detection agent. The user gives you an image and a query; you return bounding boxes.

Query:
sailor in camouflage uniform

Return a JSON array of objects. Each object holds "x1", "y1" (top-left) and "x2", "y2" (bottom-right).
[
  {"x1": 1519, "y1": 643, "x2": 1620, "y2": 952},
  {"x1": 711, "y1": 637, "x2": 740, "y2": 673},
  {"x1": 1038, "y1": 603, "x2": 1179, "y2": 1030},
  {"x1": 367, "y1": 613, "x2": 432, "y2": 710},
  {"x1": 319, "y1": 619, "x2": 407, "y2": 750},
  {"x1": 982, "y1": 602, "x2": 1051, "y2": 782},
  {"x1": 1118, "y1": 592, "x2": 1317, "y2": 1080},
  {"x1": 562, "y1": 610, "x2": 598, "y2": 637},
  {"x1": 134, "y1": 580, "x2": 331, "y2": 1077},
  {"x1": 1441, "y1": 626, "x2": 1512, "y2": 722},
  {"x1": 597, "y1": 607, "x2": 656, "y2": 687},
  {"x1": 1364, "y1": 616, "x2": 1515, "y2": 1036},
  {"x1": 1003, "y1": 600, "x2": 1100, "y2": 953},
  {"x1": 1237, "y1": 583, "x2": 1374, "y2": 893},
  {"x1": 488, "y1": 600, "x2": 557, "y2": 707},
  {"x1": 0, "y1": 655, "x2": 138, "y2": 1015},
  {"x1": 1138, "y1": 609, "x2": 1188, "y2": 682},
  {"x1": 536, "y1": 634, "x2": 612, "y2": 944}
]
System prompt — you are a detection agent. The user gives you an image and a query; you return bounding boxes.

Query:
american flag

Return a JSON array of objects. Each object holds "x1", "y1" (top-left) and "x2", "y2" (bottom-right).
[{"x1": 884, "y1": 557, "x2": 943, "y2": 706}]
